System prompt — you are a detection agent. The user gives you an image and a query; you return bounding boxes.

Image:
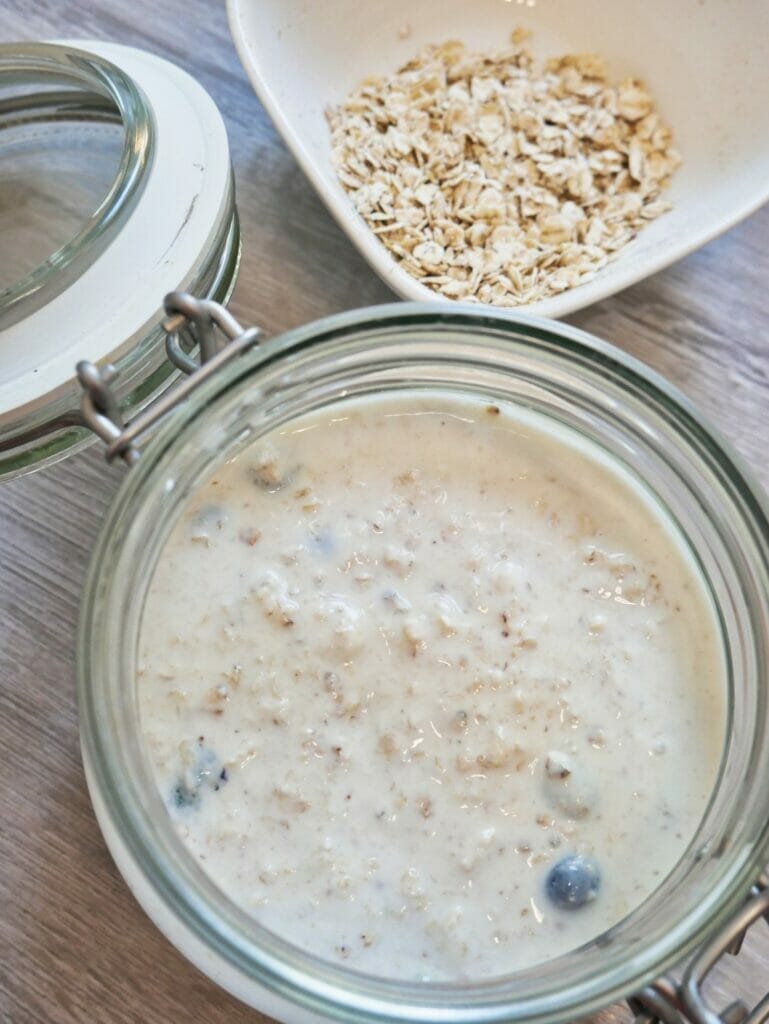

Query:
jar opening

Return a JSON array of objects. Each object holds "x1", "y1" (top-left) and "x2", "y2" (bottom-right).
[{"x1": 79, "y1": 305, "x2": 769, "y2": 1024}]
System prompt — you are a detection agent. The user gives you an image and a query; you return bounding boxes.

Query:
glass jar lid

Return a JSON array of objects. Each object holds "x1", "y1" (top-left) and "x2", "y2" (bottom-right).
[{"x1": 0, "y1": 40, "x2": 240, "y2": 478}]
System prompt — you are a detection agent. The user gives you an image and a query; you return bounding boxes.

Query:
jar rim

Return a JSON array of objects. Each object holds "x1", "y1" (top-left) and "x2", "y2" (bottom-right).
[{"x1": 78, "y1": 302, "x2": 769, "y2": 1023}]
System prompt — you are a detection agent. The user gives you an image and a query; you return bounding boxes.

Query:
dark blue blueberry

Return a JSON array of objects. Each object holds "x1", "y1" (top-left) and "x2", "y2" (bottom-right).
[
  {"x1": 311, "y1": 531, "x2": 335, "y2": 555},
  {"x1": 545, "y1": 855, "x2": 601, "y2": 909},
  {"x1": 195, "y1": 744, "x2": 217, "y2": 780},
  {"x1": 172, "y1": 780, "x2": 200, "y2": 809},
  {"x1": 171, "y1": 742, "x2": 227, "y2": 810}
]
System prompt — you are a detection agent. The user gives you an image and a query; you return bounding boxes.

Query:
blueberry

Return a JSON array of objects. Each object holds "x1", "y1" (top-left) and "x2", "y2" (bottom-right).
[
  {"x1": 311, "y1": 531, "x2": 335, "y2": 555},
  {"x1": 195, "y1": 743, "x2": 217, "y2": 779},
  {"x1": 172, "y1": 780, "x2": 200, "y2": 809},
  {"x1": 171, "y1": 742, "x2": 225, "y2": 810},
  {"x1": 545, "y1": 855, "x2": 601, "y2": 909}
]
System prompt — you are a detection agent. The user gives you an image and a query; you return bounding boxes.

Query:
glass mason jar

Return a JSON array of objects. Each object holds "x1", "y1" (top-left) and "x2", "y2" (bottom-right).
[
  {"x1": 0, "y1": 42, "x2": 239, "y2": 478},
  {"x1": 77, "y1": 302, "x2": 769, "y2": 1024}
]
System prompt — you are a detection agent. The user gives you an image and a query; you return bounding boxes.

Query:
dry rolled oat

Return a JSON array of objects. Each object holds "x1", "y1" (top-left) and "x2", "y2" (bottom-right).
[{"x1": 327, "y1": 33, "x2": 680, "y2": 307}]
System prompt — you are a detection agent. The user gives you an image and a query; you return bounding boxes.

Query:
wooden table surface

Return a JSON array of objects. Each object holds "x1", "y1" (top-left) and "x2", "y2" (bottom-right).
[{"x1": 1, "y1": 2, "x2": 768, "y2": 1021}]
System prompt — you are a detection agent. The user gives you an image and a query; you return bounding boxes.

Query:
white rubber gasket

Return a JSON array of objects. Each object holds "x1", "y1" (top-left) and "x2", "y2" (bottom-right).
[{"x1": 0, "y1": 40, "x2": 233, "y2": 423}]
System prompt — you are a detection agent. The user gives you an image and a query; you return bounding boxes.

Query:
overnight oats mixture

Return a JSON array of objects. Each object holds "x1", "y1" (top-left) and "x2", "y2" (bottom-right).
[{"x1": 137, "y1": 392, "x2": 725, "y2": 981}]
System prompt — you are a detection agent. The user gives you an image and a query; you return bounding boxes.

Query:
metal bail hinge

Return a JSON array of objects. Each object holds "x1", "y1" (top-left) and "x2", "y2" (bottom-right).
[
  {"x1": 627, "y1": 871, "x2": 769, "y2": 1024},
  {"x1": 77, "y1": 292, "x2": 261, "y2": 467}
]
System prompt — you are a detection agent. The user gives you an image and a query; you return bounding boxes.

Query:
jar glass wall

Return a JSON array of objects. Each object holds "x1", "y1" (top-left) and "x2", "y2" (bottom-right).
[{"x1": 78, "y1": 305, "x2": 769, "y2": 1023}]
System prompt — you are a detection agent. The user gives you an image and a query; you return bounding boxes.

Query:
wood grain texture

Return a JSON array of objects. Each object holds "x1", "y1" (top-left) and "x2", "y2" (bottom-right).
[{"x1": 0, "y1": 1, "x2": 767, "y2": 1021}]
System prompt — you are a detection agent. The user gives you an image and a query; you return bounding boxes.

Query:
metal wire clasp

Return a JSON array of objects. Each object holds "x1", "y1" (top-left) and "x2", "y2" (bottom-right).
[
  {"x1": 77, "y1": 293, "x2": 261, "y2": 466},
  {"x1": 628, "y1": 872, "x2": 769, "y2": 1024}
]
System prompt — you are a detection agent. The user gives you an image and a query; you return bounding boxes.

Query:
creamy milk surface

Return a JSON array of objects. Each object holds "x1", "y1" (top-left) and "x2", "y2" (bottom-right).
[{"x1": 138, "y1": 392, "x2": 725, "y2": 981}]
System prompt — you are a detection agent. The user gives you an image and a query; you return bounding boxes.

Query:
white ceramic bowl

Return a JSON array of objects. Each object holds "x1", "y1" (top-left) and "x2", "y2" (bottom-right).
[{"x1": 228, "y1": 0, "x2": 769, "y2": 318}]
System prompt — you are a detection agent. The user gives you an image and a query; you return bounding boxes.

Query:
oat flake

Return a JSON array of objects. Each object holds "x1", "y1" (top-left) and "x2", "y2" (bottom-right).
[{"x1": 327, "y1": 34, "x2": 680, "y2": 306}]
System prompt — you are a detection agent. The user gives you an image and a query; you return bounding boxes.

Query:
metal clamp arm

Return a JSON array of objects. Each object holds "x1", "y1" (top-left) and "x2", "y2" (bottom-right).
[
  {"x1": 629, "y1": 873, "x2": 769, "y2": 1024},
  {"x1": 77, "y1": 292, "x2": 261, "y2": 466}
]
